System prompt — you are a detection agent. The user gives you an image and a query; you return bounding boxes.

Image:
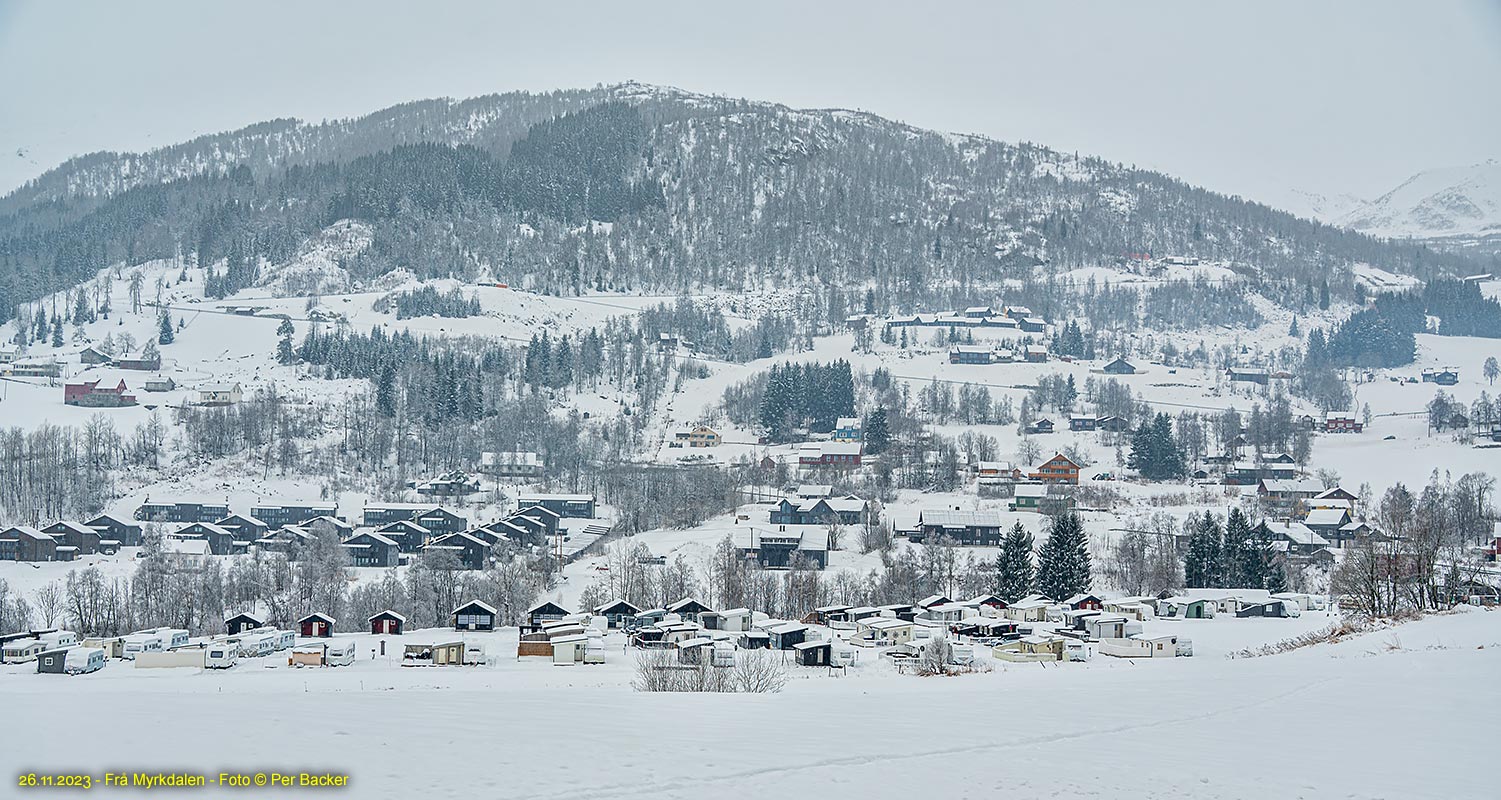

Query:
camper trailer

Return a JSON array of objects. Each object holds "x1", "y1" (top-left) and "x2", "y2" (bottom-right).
[
  {"x1": 81, "y1": 636, "x2": 125, "y2": 659},
  {"x1": 65, "y1": 647, "x2": 106, "y2": 674},
  {"x1": 204, "y1": 643, "x2": 238, "y2": 669},
  {"x1": 121, "y1": 632, "x2": 165, "y2": 660},
  {"x1": 325, "y1": 640, "x2": 356, "y2": 667},
  {"x1": 2, "y1": 638, "x2": 45, "y2": 664},
  {"x1": 37, "y1": 631, "x2": 80, "y2": 649},
  {"x1": 251, "y1": 628, "x2": 296, "y2": 651},
  {"x1": 237, "y1": 632, "x2": 277, "y2": 658},
  {"x1": 145, "y1": 628, "x2": 190, "y2": 650}
]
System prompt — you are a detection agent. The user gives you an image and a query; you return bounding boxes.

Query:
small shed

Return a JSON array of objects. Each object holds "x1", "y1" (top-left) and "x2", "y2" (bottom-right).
[
  {"x1": 768, "y1": 622, "x2": 810, "y2": 650},
  {"x1": 290, "y1": 644, "x2": 327, "y2": 667},
  {"x1": 793, "y1": 640, "x2": 832, "y2": 667},
  {"x1": 675, "y1": 637, "x2": 717, "y2": 665},
  {"x1": 701, "y1": 608, "x2": 754, "y2": 632},
  {"x1": 551, "y1": 634, "x2": 590, "y2": 665},
  {"x1": 737, "y1": 631, "x2": 771, "y2": 649},
  {"x1": 298, "y1": 612, "x2": 336, "y2": 638},
  {"x1": 35, "y1": 648, "x2": 72, "y2": 674},
  {"x1": 402, "y1": 641, "x2": 470, "y2": 666},
  {"x1": 225, "y1": 611, "x2": 266, "y2": 636},
  {"x1": 369, "y1": 610, "x2": 406, "y2": 635},
  {"x1": 454, "y1": 600, "x2": 498, "y2": 631}
]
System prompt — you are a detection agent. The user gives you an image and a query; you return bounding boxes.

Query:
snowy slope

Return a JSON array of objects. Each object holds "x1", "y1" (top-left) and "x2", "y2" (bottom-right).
[{"x1": 1, "y1": 609, "x2": 1494, "y2": 799}]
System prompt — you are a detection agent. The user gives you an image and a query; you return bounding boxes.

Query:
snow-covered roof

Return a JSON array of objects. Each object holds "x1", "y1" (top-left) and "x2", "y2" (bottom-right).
[
  {"x1": 792, "y1": 640, "x2": 830, "y2": 650},
  {"x1": 1259, "y1": 478, "x2": 1323, "y2": 494},
  {"x1": 224, "y1": 610, "x2": 266, "y2": 624},
  {"x1": 1304, "y1": 508, "x2": 1351, "y2": 527},
  {"x1": 298, "y1": 612, "x2": 336, "y2": 623},
  {"x1": 835, "y1": 417, "x2": 861, "y2": 428},
  {"x1": 4, "y1": 525, "x2": 50, "y2": 540},
  {"x1": 918, "y1": 510, "x2": 1005, "y2": 527},
  {"x1": 165, "y1": 539, "x2": 211, "y2": 556},
  {"x1": 368, "y1": 610, "x2": 407, "y2": 622},
  {"x1": 454, "y1": 600, "x2": 498, "y2": 615},
  {"x1": 1264, "y1": 520, "x2": 1330, "y2": 547}
]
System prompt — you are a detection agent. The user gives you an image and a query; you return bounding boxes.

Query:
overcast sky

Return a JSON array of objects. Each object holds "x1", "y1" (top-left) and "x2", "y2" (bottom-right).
[{"x1": 1, "y1": 0, "x2": 1497, "y2": 212}]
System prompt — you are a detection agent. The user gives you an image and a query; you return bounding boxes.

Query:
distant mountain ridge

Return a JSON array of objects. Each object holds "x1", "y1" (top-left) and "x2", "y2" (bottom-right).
[
  {"x1": 1337, "y1": 160, "x2": 1501, "y2": 242},
  {"x1": 0, "y1": 83, "x2": 1488, "y2": 322}
]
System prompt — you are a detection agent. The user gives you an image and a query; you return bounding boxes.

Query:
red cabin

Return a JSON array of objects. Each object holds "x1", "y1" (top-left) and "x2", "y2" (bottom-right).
[
  {"x1": 369, "y1": 610, "x2": 405, "y2": 635},
  {"x1": 298, "y1": 612, "x2": 335, "y2": 638}
]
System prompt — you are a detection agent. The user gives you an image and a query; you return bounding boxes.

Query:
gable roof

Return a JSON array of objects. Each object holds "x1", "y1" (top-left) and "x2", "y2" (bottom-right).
[
  {"x1": 453, "y1": 600, "x2": 498, "y2": 615},
  {"x1": 368, "y1": 610, "x2": 407, "y2": 623}
]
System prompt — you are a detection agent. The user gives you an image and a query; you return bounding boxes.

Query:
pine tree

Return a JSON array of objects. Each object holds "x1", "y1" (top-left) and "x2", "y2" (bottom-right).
[
  {"x1": 158, "y1": 311, "x2": 175, "y2": 344},
  {"x1": 995, "y1": 522, "x2": 1035, "y2": 601},
  {"x1": 50, "y1": 320, "x2": 63, "y2": 347},
  {"x1": 1036, "y1": 511, "x2": 1090, "y2": 600},
  {"x1": 864, "y1": 407, "x2": 891, "y2": 455}
]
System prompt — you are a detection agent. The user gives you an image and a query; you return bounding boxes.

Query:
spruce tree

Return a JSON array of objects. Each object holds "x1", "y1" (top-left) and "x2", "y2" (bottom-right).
[
  {"x1": 158, "y1": 311, "x2": 175, "y2": 344},
  {"x1": 864, "y1": 407, "x2": 891, "y2": 455},
  {"x1": 1036, "y1": 511, "x2": 1090, "y2": 600},
  {"x1": 1183, "y1": 512, "x2": 1224, "y2": 588},
  {"x1": 376, "y1": 364, "x2": 397, "y2": 417},
  {"x1": 50, "y1": 320, "x2": 63, "y2": 347},
  {"x1": 995, "y1": 522, "x2": 1035, "y2": 601},
  {"x1": 1221, "y1": 507, "x2": 1255, "y2": 587},
  {"x1": 275, "y1": 318, "x2": 296, "y2": 365}
]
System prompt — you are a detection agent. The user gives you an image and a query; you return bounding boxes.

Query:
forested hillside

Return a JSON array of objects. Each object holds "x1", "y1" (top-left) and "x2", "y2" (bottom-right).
[{"x1": 1, "y1": 83, "x2": 1489, "y2": 324}]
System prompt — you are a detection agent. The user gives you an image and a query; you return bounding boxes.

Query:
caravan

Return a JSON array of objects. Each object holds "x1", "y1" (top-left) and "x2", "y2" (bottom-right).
[
  {"x1": 38, "y1": 631, "x2": 80, "y2": 649},
  {"x1": 156, "y1": 628, "x2": 191, "y2": 650},
  {"x1": 324, "y1": 640, "x2": 356, "y2": 667},
  {"x1": 121, "y1": 632, "x2": 165, "y2": 660},
  {"x1": 64, "y1": 647, "x2": 106, "y2": 675},
  {"x1": 252, "y1": 628, "x2": 295, "y2": 652},
  {"x1": 204, "y1": 643, "x2": 238, "y2": 669},
  {"x1": 237, "y1": 632, "x2": 277, "y2": 658}
]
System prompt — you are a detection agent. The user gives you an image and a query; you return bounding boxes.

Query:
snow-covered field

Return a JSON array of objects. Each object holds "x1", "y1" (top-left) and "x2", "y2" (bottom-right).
[{"x1": 3, "y1": 609, "x2": 1495, "y2": 799}]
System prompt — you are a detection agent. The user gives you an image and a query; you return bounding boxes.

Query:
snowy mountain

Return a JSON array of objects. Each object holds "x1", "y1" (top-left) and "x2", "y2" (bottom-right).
[
  {"x1": 1, "y1": 83, "x2": 1489, "y2": 324},
  {"x1": 1333, "y1": 160, "x2": 1501, "y2": 243}
]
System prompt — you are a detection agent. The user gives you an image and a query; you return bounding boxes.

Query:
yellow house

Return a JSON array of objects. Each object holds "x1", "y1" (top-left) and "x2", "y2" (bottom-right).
[{"x1": 685, "y1": 425, "x2": 721, "y2": 447}]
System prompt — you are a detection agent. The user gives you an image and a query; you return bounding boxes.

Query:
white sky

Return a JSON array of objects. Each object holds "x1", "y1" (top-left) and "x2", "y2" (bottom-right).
[{"x1": 1, "y1": 0, "x2": 1498, "y2": 211}]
